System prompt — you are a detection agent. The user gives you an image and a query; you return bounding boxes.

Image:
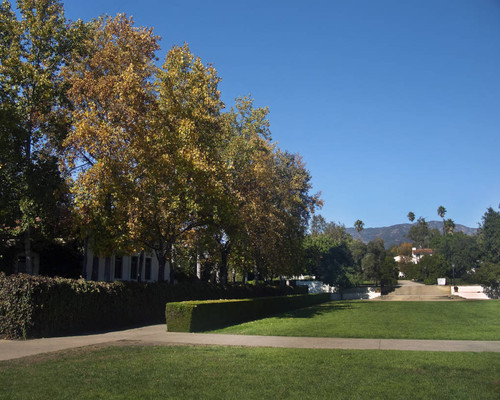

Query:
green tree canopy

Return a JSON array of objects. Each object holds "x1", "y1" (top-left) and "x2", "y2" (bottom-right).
[
  {"x1": 478, "y1": 207, "x2": 500, "y2": 264},
  {"x1": 0, "y1": 0, "x2": 85, "y2": 272},
  {"x1": 407, "y1": 217, "x2": 430, "y2": 249}
]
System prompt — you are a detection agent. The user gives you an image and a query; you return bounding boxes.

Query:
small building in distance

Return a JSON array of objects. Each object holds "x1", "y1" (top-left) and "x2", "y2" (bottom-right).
[
  {"x1": 394, "y1": 247, "x2": 434, "y2": 278},
  {"x1": 394, "y1": 247, "x2": 434, "y2": 264}
]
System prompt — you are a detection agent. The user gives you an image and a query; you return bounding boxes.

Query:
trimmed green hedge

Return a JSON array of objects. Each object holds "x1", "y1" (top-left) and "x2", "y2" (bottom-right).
[
  {"x1": 166, "y1": 293, "x2": 331, "y2": 332},
  {"x1": 0, "y1": 273, "x2": 307, "y2": 339}
]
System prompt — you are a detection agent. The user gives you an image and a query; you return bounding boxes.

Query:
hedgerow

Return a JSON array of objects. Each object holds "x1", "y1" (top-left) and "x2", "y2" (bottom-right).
[
  {"x1": 166, "y1": 293, "x2": 331, "y2": 332},
  {"x1": 0, "y1": 273, "x2": 307, "y2": 339}
]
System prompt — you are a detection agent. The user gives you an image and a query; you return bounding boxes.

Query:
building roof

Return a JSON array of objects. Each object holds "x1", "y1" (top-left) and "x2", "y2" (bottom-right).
[{"x1": 413, "y1": 248, "x2": 433, "y2": 255}]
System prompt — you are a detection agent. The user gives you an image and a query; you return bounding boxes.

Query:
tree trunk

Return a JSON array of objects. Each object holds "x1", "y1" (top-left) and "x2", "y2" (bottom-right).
[
  {"x1": 82, "y1": 236, "x2": 89, "y2": 279},
  {"x1": 23, "y1": 128, "x2": 33, "y2": 275},
  {"x1": 196, "y1": 251, "x2": 202, "y2": 280},
  {"x1": 219, "y1": 249, "x2": 228, "y2": 284},
  {"x1": 157, "y1": 251, "x2": 166, "y2": 282},
  {"x1": 24, "y1": 228, "x2": 32, "y2": 274},
  {"x1": 167, "y1": 243, "x2": 175, "y2": 283},
  {"x1": 231, "y1": 268, "x2": 236, "y2": 283},
  {"x1": 214, "y1": 265, "x2": 220, "y2": 283},
  {"x1": 254, "y1": 264, "x2": 259, "y2": 285},
  {"x1": 138, "y1": 250, "x2": 144, "y2": 283},
  {"x1": 104, "y1": 256, "x2": 111, "y2": 282}
]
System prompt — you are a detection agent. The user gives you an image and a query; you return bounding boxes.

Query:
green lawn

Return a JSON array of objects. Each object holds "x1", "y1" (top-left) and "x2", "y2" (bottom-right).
[
  {"x1": 1, "y1": 345, "x2": 499, "y2": 400},
  {"x1": 210, "y1": 300, "x2": 500, "y2": 340}
]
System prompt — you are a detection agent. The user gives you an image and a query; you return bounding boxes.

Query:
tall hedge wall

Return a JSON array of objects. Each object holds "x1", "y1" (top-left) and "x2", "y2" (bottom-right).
[{"x1": 0, "y1": 273, "x2": 307, "y2": 339}]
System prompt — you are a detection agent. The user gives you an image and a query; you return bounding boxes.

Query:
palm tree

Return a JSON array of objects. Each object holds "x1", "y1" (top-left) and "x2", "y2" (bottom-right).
[
  {"x1": 354, "y1": 219, "x2": 364, "y2": 241},
  {"x1": 407, "y1": 211, "x2": 415, "y2": 223},
  {"x1": 444, "y1": 218, "x2": 455, "y2": 235},
  {"x1": 437, "y1": 206, "x2": 447, "y2": 234}
]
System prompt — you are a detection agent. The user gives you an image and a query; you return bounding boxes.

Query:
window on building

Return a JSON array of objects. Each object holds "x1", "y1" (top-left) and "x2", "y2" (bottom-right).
[
  {"x1": 130, "y1": 256, "x2": 138, "y2": 280},
  {"x1": 91, "y1": 256, "x2": 99, "y2": 281},
  {"x1": 114, "y1": 256, "x2": 123, "y2": 279},
  {"x1": 145, "y1": 258, "x2": 152, "y2": 281}
]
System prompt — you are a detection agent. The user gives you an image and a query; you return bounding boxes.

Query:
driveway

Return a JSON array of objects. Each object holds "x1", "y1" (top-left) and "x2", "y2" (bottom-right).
[{"x1": 378, "y1": 280, "x2": 457, "y2": 301}]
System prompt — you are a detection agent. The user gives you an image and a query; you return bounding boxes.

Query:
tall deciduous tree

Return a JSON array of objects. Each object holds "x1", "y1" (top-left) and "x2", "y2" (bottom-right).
[
  {"x1": 432, "y1": 232, "x2": 480, "y2": 279},
  {"x1": 0, "y1": 0, "x2": 78, "y2": 273},
  {"x1": 361, "y1": 238, "x2": 386, "y2": 286},
  {"x1": 269, "y1": 150, "x2": 321, "y2": 277},
  {"x1": 206, "y1": 96, "x2": 273, "y2": 283},
  {"x1": 210, "y1": 97, "x2": 321, "y2": 282},
  {"x1": 407, "y1": 217, "x2": 430, "y2": 249},
  {"x1": 478, "y1": 206, "x2": 500, "y2": 264},
  {"x1": 141, "y1": 43, "x2": 227, "y2": 282},
  {"x1": 407, "y1": 211, "x2": 415, "y2": 223},
  {"x1": 63, "y1": 14, "x2": 160, "y2": 275},
  {"x1": 310, "y1": 215, "x2": 349, "y2": 243},
  {"x1": 66, "y1": 19, "x2": 228, "y2": 283}
]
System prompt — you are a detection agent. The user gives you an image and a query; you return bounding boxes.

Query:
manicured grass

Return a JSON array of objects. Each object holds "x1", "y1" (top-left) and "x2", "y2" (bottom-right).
[
  {"x1": 211, "y1": 300, "x2": 500, "y2": 340},
  {"x1": 1, "y1": 345, "x2": 499, "y2": 399}
]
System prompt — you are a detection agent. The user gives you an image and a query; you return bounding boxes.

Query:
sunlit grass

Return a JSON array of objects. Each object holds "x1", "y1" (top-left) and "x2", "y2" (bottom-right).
[
  {"x1": 1, "y1": 345, "x2": 499, "y2": 400},
  {"x1": 211, "y1": 300, "x2": 500, "y2": 340}
]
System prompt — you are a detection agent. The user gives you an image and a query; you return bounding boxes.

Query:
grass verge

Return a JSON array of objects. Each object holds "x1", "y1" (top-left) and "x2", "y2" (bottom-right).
[
  {"x1": 210, "y1": 300, "x2": 500, "y2": 340},
  {"x1": 1, "y1": 345, "x2": 499, "y2": 400}
]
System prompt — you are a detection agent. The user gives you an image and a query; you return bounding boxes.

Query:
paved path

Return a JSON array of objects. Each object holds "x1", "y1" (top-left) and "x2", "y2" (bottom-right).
[
  {"x1": 377, "y1": 280, "x2": 460, "y2": 301},
  {"x1": 1, "y1": 324, "x2": 499, "y2": 361}
]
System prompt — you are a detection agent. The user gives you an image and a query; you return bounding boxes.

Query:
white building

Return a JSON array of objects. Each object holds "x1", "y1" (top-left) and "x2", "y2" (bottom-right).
[
  {"x1": 394, "y1": 247, "x2": 434, "y2": 265},
  {"x1": 84, "y1": 249, "x2": 170, "y2": 282},
  {"x1": 394, "y1": 247, "x2": 434, "y2": 278}
]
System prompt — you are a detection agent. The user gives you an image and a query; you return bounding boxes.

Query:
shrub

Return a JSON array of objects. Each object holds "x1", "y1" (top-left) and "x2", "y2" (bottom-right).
[
  {"x1": 0, "y1": 273, "x2": 306, "y2": 339},
  {"x1": 166, "y1": 293, "x2": 330, "y2": 332}
]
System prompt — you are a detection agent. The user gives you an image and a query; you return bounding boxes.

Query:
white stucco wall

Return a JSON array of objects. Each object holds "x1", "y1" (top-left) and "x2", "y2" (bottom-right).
[
  {"x1": 84, "y1": 249, "x2": 170, "y2": 282},
  {"x1": 450, "y1": 285, "x2": 493, "y2": 300},
  {"x1": 295, "y1": 280, "x2": 333, "y2": 293},
  {"x1": 331, "y1": 287, "x2": 381, "y2": 300},
  {"x1": 295, "y1": 280, "x2": 382, "y2": 300}
]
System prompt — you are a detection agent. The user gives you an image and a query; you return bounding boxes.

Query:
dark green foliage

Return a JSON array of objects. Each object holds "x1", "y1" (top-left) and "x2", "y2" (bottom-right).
[
  {"x1": 418, "y1": 254, "x2": 449, "y2": 283},
  {"x1": 427, "y1": 206, "x2": 500, "y2": 292},
  {"x1": 304, "y1": 216, "x2": 361, "y2": 290},
  {"x1": 37, "y1": 240, "x2": 82, "y2": 278},
  {"x1": 407, "y1": 217, "x2": 430, "y2": 248},
  {"x1": 309, "y1": 215, "x2": 350, "y2": 242},
  {"x1": 0, "y1": 273, "x2": 306, "y2": 339},
  {"x1": 471, "y1": 262, "x2": 500, "y2": 298},
  {"x1": 431, "y1": 232, "x2": 480, "y2": 278},
  {"x1": 165, "y1": 293, "x2": 330, "y2": 332},
  {"x1": 361, "y1": 238, "x2": 385, "y2": 284},
  {"x1": 379, "y1": 256, "x2": 398, "y2": 287},
  {"x1": 0, "y1": 0, "x2": 81, "y2": 276},
  {"x1": 478, "y1": 207, "x2": 500, "y2": 264}
]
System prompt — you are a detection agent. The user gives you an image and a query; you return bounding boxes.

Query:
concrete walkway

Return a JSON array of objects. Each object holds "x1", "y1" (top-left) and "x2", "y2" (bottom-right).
[
  {"x1": 377, "y1": 280, "x2": 460, "y2": 301},
  {"x1": 2, "y1": 324, "x2": 499, "y2": 361}
]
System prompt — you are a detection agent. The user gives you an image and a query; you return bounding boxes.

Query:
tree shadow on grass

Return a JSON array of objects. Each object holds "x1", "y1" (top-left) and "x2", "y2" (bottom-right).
[{"x1": 276, "y1": 301, "x2": 359, "y2": 319}]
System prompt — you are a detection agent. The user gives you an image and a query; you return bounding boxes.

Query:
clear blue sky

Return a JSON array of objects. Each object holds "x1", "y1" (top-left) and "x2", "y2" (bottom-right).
[{"x1": 62, "y1": 0, "x2": 500, "y2": 228}]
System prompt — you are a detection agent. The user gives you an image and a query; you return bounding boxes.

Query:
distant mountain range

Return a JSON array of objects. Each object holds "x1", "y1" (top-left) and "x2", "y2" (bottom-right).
[{"x1": 345, "y1": 221, "x2": 478, "y2": 248}]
